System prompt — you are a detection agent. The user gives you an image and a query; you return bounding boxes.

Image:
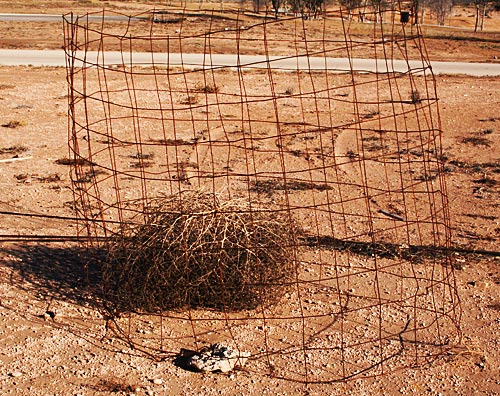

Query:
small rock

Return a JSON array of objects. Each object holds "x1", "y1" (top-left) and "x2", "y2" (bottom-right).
[
  {"x1": 44, "y1": 310, "x2": 56, "y2": 321},
  {"x1": 10, "y1": 371, "x2": 22, "y2": 378},
  {"x1": 186, "y1": 343, "x2": 250, "y2": 373},
  {"x1": 152, "y1": 378, "x2": 163, "y2": 385}
]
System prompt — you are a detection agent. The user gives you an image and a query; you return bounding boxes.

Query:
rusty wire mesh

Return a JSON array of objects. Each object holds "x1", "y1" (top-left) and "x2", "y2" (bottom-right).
[{"x1": 63, "y1": 3, "x2": 460, "y2": 384}]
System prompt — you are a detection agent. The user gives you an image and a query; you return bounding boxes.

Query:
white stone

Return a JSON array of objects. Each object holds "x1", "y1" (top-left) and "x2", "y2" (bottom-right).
[{"x1": 187, "y1": 343, "x2": 250, "y2": 373}]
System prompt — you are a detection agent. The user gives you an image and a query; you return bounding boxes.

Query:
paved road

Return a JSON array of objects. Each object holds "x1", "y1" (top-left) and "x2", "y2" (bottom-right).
[
  {"x1": 1, "y1": 13, "x2": 499, "y2": 76},
  {"x1": 0, "y1": 13, "x2": 145, "y2": 22},
  {"x1": 1, "y1": 49, "x2": 500, "y2": 76}
]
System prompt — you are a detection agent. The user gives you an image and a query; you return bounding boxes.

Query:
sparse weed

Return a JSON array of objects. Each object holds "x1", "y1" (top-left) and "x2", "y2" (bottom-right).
[
  {"x1": 193, "y1": 82, "x2": 220, "y2": 94},
  {"x1": 410, "y1": 90, "x2": 421, "y2": 104},
  {"x1": 55, "y1": 157, "x2": 92, "y2": 166},
  {"x1": 180, "y1": 95, "x2": 199, "y2": 105},
  {"x1": 462, "y1": 137, "x2": 491, "y2": 147},
  {"x1": 0, "y1": 145, "x2": 28, "y2": 155},
  {"x1": 1, "y1": 120, "x2": 25, "y2": 129}
]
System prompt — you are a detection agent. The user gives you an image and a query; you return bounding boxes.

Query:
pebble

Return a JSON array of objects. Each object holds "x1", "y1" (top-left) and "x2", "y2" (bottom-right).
[
  {"x1": 10, "y1": 371, "x2": 22, "y2": 377},
  {"x1": 152, "y1": 378, "x2": 163, "y2": 385}
]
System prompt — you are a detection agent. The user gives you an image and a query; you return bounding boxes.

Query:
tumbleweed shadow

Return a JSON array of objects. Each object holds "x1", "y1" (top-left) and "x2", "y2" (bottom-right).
[{"x1": 1, "y1": 242, "x2": 106, "y2": 308}]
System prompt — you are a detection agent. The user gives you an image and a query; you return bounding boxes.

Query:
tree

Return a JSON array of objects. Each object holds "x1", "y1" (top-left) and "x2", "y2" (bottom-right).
[
  {"x1": 287, "y1": 0, "x2": 325, "y2": 18},
  {"x1": 369, "y1": 0, "x2": 390, "y2": 23},
  {"x1": 253, "y1": 0, "x2": 262, "y2": 13},
  {"x1": 410, "y1": 0, "x2": 420, "y2": 24},
  {"x1": 428, "y1": 0, "x2": 452, "y2": 26},
  {"x1": 339, "y1": 0, "x2": 363, "y2": 20},
  {"x1": 272, "y1": 0, "x2": 282, "y2": 18},
  {"x1": 473, "y1": 0, "x2": 493, "y2": 31},
  {"x1": 411, "y1": 0, "x2": 428, "y2": 25},
  {"x1": 288, "y1": 0, "x2": 305, "y2": 15},
  {"x1": 307, "y1": 0, "x2": 326, "y2": 18}
]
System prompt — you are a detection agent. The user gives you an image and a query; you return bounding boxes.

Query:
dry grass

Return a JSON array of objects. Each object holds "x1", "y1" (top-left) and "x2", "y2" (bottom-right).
[
  {"x1": 1, "y1": 120, "x2": 25, "y2": 128},
  {"x1": 192, "y1": 82, "x2": 220, "y2": 94},
  {"x1": 462, "y1": 136, "x2": 492, "y2": 147},
  {"x1": 55, "y1": 157, "x2": 92, "y2": 166},
  {"x1": 179, "y1": 95, "x2": 199, "y2": 105},
  {"x1": 250, "y1": 179, "x2": 333, "y2": 195},
  {"x1": 103, "y1": 190, "x2": 301, "y2": 312},
  {"x1": 0, "y1": 145, "x2": 28, "y2": 155}
]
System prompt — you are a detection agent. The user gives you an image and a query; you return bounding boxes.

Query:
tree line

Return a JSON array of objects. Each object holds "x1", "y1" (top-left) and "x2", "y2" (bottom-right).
[
  {"x1": 410, "y1": 0, "x2": 499, "y2": 30},
  {"x1": 248, "y1": 0, "x2": 499, "y2": 31}
]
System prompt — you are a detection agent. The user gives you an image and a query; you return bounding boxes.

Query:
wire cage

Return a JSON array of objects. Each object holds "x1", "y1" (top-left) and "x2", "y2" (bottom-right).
[{"x1": 63, "y1": 2, "x2": 460, "y2": 384}]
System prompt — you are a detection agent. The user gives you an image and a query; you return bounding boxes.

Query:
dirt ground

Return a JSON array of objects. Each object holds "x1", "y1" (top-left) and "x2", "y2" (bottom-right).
[
  {"x1": 1, "y1": 1, "x2": 500, "y2": 396},
  {"x1": 0, "y1": 0, "x2": 499, "y2": 61}
]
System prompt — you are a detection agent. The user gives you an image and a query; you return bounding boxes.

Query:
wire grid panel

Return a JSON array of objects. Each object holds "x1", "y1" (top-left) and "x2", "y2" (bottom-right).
[{"x1": 64, "y1": 5, "x2": 460, "y2": 384}]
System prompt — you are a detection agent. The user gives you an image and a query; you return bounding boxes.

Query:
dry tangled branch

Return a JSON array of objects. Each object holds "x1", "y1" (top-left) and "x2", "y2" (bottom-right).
[{"x1": 103, "y1": 191, "x2": 301, "y2": 312}]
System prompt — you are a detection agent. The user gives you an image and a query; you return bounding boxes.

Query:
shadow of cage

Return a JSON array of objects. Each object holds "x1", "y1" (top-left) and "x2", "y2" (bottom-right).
[{"x1": 63, "y1": 2, "x2": 460, "y2": 384}]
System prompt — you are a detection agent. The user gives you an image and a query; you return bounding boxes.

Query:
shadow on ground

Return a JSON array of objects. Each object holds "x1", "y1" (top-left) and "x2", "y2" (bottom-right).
[{"x1": 1, "y1": 242, "x2": 106, "y2": 309}]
